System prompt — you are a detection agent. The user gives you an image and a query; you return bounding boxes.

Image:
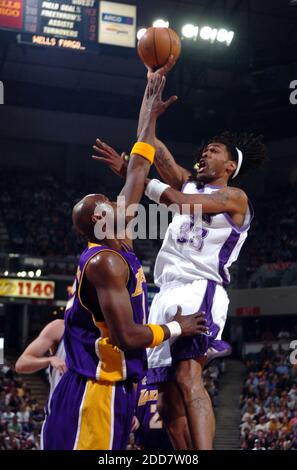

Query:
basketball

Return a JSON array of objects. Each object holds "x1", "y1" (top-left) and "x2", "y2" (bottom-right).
[{"x1": 137, "y1": 27, "x2": 181, "y2": 71}]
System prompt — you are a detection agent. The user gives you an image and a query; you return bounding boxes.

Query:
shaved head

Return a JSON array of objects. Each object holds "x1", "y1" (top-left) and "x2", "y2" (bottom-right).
[{"x1": 72, "y1": 194, "x2": 109, "y2": 239}]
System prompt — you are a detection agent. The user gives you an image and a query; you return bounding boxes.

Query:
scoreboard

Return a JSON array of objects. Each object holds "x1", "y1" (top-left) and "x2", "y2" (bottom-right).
[{"x1": 0, "y1": 0, "x2": 137, "y2": 50}]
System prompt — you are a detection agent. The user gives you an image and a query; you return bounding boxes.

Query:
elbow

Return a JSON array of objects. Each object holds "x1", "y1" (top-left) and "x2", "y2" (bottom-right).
[
  {"x1": 111, "y1": 333, "x2": 136, "y2": 352},
  {"x1": 15, "y1": 359, "x2": 25, "y2": 374},
  {"x1": 113, "y1": 338, "x2": 134, "y2": 352}
]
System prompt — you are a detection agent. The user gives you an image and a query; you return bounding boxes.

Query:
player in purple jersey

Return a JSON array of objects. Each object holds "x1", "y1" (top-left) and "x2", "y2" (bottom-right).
[
  {"x1": 95, "y1": 70, "x2": 267, "y2": 449},
  {"x1": 42, "y1": 72, "x2": 207, "y2": 450},
  {"x1": 134, "y1": 377, "x2": 173, "y2": 451}
]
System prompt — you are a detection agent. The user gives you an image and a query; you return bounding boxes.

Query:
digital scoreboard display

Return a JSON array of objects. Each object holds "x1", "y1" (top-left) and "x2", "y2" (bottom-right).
[
  {"x1": 0, "y1": 278, "x2": 55, "y2": 299},
  {"x1": 0, "y1": 0, "x2": 136, "y2": 49}
]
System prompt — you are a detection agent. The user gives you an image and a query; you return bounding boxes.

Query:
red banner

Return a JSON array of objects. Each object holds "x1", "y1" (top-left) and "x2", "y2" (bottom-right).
[{"x1": 0, "y1": 0, "x2": 23, "y2": 30}]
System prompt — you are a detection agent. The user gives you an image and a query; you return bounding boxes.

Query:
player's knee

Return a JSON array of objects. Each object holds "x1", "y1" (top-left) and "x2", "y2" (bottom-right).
[
  {"x1": 157, "y1": 392, "x2": 182, "y2": 422},
  {"x1": 175, "y1": 363, "x2": 205, "y2": 397}
]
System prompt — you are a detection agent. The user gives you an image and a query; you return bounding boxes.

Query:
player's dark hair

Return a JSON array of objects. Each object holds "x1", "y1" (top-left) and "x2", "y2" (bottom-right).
[
  {"x1": 207, "y1": 130, "x2": 268, "y2": 177},
  {"x1": 191, "y1": 131, "x2": 268, "y2": 180}
]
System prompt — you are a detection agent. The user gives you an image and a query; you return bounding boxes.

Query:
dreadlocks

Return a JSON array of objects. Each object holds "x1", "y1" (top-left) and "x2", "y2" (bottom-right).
[{"x1": 206, "y1": 130, "x2": 268, "y2": 178}]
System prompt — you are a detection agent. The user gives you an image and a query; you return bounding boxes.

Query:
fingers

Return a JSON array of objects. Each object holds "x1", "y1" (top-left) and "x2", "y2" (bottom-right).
[
  {"x1": 163, "y1": 94, "x2": 178, "y2": 110},
  {"x1": 148, "y1": 72, "x2": 162, "y2": 97},
  {"x1": 196, "y1": 325, "x2": 209, "y2": 334},
  {"x1": 146, "y1": 64, "x2": 154, "y2": 80},
  {"x1": 92, "y1": 145, "x2": 112, "y2": 159},
  {"x1": 176, "y1": 305, "x2": 182, "y2": 315},
  {"x1": 194, "y1": 311, "x2": 206, "y2": 319},
  {"x1": 95, "y1": 138, "x2": 107, "y2": 150},
  {"x1": 158, "y1": 54, "x2": 176, "y2": 76},
  {"x1": 157, "y1": 75, "x2": 166, "y2": 96},
  {"x1": 195, "y1": 311, "x2": 209, "y2": 334},
  {"x1": 95, "y1": 139, "x2": 115, "y2": 155},
  {"x1": 151, "y1": 73, "x2": 162, "y2": 96},
  {"x1": 92, "y1": 156, "x2": 108, "y2": 162},
  {"x1": 195, "y1": 310, "x2": 206, "y2": 316}
]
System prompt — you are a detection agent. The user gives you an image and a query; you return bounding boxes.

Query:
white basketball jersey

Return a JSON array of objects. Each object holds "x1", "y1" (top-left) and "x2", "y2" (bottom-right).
[
  {"x1": 154, "y1": 182, "x2": 253, "y2": 286},
  {"x1": 48, "y1": 339, "x2": 65, "y2": 399}
]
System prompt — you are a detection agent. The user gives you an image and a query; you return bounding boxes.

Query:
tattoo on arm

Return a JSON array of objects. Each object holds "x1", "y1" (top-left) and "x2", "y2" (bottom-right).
[
  {"x1": 209, "y1": 190, "x2": 230, "y2": 207},
  {"x1": 155, "y1": 148, "x2": 174, "y2": 171},
  {"x1": 208, "y1": 188, "x2": 246, "y2": 211}
]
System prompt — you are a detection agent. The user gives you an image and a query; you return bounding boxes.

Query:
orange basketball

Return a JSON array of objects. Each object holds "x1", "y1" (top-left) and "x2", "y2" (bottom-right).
[{"x1": 137, "y1": 27, "x2": 181, "y2": 71}]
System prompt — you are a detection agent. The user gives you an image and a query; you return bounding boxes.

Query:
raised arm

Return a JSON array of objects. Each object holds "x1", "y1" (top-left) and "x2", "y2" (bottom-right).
[
  {"x1": 15, "y1": 319, "x2": 65, "y2": 374},
  {"x1": 154, "y1": 138, "x2": 192, "y2": 190},
  {"x1": 137, "y1": 77, "x2": 190, "y2": 190},
  {"x1": 120, "y1": 76, "x2": 174, "y2": 206},
  {"x1": 86, "y1": 251, "x2": 208, "y2": 351},
  {"x1": 92, "y1": 60, "x2": 190, "y2": 191}
]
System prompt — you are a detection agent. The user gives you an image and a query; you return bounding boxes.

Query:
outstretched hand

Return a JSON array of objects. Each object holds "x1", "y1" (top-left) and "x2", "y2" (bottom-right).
[
  {"x1": 92, "y1": 139, "x2": 128, "y2": 179},
  {"x1": 173, "y1": 305, "x2": 209, "y2": 337},
  {"x1": 145, "y1": 73, "x2": 178, "y2": 118},
  {"x1": 146, "y1": 54, "x2": 176, "y2": 80},
  {"x1": 49, "y1": 356, "x2": 67, "y2": 376}
]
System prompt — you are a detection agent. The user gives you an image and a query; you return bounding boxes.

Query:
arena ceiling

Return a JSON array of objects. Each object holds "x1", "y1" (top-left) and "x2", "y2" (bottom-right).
[{"x1": 0, "y1": 0, "x2": 296, "y2": 142}]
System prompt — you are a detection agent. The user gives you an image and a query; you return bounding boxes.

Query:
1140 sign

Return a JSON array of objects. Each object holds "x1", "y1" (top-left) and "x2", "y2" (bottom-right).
[{"x1": 0, "y1": 279, "x2": 55, "y2": 299}]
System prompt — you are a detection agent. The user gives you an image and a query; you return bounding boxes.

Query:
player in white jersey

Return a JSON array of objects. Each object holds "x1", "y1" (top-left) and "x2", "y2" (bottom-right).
[
  {"x1": 15, "y1": 319, "x2": 66, "y2": 448},
  {"x1": 93, "y1": 69, "x2": 267, "y2": 449},
  {"x1": 15, "y1": 319, "x2": 66, "y2": 384}
]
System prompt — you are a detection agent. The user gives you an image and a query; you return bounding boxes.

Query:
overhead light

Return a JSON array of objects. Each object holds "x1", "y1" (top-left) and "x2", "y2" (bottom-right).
[
  {"x1": 217, "y1": 28, "x2": 228, "y2": 42},
  {"x1": 152, "y1": 19, "x2": 169, "y2": 28},
  {"x1": 217, "y1": 28, "x2": 234, "y2": 46},
  {"x1": 35, "y1": 269, "x2": 42, "y2": 277},
  {"x1": 137, "y1": 28, "x2": 147, "y2": 40},
  {"x1": 200, "y1": 26, "x2": 213, "y2": 41},
  {"x1": 28, "y1": 271, "x2": 34, "y2": 278},
  {"x1": 182, "y1": 24, "x2": 199, "y2": 39},
  {"x1": 4, "y1": 271, "x2": 8, "y2": 276},
  {"x1": 226, "y1": 30, "x2": 234, "y2": 46}
]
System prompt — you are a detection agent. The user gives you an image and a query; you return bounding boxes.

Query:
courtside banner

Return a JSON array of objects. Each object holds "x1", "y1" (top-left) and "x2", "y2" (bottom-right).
[
  {"x1": 98, "y1": 1, "x2": 136, "y2": 48},
  {"x1": 0, "y1": 0, "x2": 23, "y2": 30}
]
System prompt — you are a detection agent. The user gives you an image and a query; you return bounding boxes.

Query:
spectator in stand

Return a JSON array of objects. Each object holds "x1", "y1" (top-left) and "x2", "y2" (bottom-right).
[
  {"x1": 261, "y1": 328, "x2": 275, "y2": 342},
  {"x1": 0, "y1": 364, "x2": 43, "y2": 450},
  {"x1": 239, "y1": 335, "x2": 297, "y2": 450},
  {"x1": 277, "y1": 327, "x2": 290, "y2": 341},
  {"x1": 1, "y1": 172, "x2": 297, "y2": 285},
  {"x1": 260, "y1": 343, "x2": 275, "y2": 361},
  {"x1": 252, "y1": 438, "x2": 266, "y2": 450}
]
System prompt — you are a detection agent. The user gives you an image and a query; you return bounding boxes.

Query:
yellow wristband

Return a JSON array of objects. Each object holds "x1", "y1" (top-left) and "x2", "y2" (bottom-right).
[
  {"x1": 130, "y1": 142, "x2": 155, "y2": 164},
  {"x1": 146, "y1": 324, "x2": 165, "y2": 348}
]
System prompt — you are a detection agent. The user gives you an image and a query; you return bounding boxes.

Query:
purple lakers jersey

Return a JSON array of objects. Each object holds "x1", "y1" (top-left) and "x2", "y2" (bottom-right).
[
  {"x1": 64, "y1": 242, "x2": 149, "y2": 383},
  {"x1": 135, "y1": 378, "x2": 173, "y2": 450}
]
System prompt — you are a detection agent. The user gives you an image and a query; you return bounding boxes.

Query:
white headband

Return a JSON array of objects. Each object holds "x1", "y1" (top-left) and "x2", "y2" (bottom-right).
[{"x1": 232, "y1": 147, "x2": 243, "y2": 179}]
